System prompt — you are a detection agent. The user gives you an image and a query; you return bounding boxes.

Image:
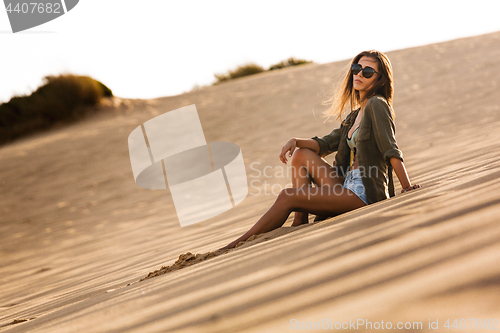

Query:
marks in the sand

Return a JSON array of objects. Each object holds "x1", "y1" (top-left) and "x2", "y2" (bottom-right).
[
  {"x1": 139, "y1": 234, "x2": 267, "y2": 282},
  {"x1": 34, "y1": 267, "x2": 52, "y2": 274},
  {"x1": 1, "y1": 303, "x2": 18, "y2": 308},
  {"x1": 0, "y1": 317, "x2": 36, "y2": 328},
  {"x1": 139, "y1": 250, "x2": 228, "y2": 282}
]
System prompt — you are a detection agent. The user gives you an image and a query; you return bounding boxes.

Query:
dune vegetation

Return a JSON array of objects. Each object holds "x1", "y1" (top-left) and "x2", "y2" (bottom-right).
[
  {"x1": 0, "y1": 74, "x2": 112, "y2": 145},
  {"x1": 213, "y1": 57, "x2": 312, "y2": 84}
]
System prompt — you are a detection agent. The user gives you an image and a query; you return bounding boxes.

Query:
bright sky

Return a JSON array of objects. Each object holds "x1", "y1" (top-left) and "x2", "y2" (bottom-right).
[{"x1": 1, "y1": 0, "x2": 500, "y2": 103}]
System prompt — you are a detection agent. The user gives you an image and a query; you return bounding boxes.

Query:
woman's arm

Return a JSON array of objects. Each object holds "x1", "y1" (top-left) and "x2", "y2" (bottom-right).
[
  {"x1": 390, "y1": 157, "x2": 421, "y2": 193},
  {"x1": 279, "y1": 138, "x2": 320, "y2": 164},
  {"x1": 296, "y1": 138, "x2": 320, "y2": 152}
]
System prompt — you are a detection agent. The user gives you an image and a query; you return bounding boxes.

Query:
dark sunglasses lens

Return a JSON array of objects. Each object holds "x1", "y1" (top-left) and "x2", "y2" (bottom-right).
[
  {"x1": 351, "y1": 64, "x2": 362, "y2": 75},
  {"x1": 363, "y1": 68, "x2": 375, "y2": 78}
]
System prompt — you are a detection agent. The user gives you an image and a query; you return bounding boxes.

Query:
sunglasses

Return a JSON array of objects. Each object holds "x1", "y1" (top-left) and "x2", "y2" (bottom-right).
[{"x1": 351, "y1": 63, "x2": 379, "y2": 79}]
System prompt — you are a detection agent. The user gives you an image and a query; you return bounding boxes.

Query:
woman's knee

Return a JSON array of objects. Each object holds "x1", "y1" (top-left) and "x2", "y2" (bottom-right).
[{"x1": 291, "y1": 148, "x2": 314, "y2": 167}]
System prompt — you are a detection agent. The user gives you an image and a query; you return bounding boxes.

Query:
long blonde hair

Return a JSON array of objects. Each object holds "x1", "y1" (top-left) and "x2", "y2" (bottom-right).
[{"x1": 323, "y1": 50, "x2": 394, "y2": 122}]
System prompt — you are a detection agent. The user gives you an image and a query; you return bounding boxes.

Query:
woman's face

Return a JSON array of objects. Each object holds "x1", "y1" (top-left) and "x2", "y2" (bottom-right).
[{"x1": 352, "y1": 56, "x2": 380, "y2": 93}]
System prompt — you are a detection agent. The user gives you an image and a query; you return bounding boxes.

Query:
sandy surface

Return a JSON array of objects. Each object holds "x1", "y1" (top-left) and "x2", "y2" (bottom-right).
[{"x1": 1, "y1": 31, "x2": 500, "y2": 332}]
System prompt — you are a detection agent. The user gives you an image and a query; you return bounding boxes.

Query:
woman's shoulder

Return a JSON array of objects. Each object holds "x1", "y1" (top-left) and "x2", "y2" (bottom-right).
[
  {"x1": 365, "y1": 94, "x2": 393, "y2": 118},
  {"x1": 366, "y1": 94, "x2": 389, "y2": 108}
]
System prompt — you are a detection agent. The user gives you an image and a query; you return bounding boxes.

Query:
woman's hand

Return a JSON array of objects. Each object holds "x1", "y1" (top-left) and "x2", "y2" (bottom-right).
[
  {"x1": 401, "y1": 184, "x2": 421, "y2": 193},
  {"x1": 279, "y1": 138, "x2": 297, "y2": 164}
]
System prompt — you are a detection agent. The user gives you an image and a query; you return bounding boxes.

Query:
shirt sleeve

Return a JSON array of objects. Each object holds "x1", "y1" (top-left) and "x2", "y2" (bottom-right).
[
  {"x1": 365, "y1": 97, "x2": 403, "y2": 164},
  {"x1": 311, "y1": 126, "x2": 341, "y2": 157}
]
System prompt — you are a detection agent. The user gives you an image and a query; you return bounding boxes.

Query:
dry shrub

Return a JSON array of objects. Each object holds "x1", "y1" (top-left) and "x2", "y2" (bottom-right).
[
  {"x1": 212, "y1": 58, "x2": 312, "y2": 85},
  {"x1": 214, "y1": 63, "x2": 265, "y2": 84},
  {"x1": 0, "y1": 74, "x2": 112, "y2": 145},
  {"x1": 268, "y1": 57, "x2": 312, "y2": 71}
]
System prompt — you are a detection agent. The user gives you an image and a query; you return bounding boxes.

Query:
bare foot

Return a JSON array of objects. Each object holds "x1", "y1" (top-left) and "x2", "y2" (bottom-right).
[
  {"x1": 218, "y1": 240, "x2": 239, "y2": 251},
  {"x1": 218, "y1": 245, "x2": 231, "y2": 251},
  {"x1": 219, "y1": 234, "x2": 262, "y2": 250}
]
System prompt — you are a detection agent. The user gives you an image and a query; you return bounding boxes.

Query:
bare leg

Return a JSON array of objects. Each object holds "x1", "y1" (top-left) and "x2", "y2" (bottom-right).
[
  {"x1": 220, "y1": 181, "x2": 366, "y2": 250},
  {"x1": 290, "y1": 148, "x2": 344, "y2": 226}
]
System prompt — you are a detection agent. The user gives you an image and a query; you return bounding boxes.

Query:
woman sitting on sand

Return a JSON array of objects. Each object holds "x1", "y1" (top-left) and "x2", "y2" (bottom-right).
[{"x1": 220, "y1": 50, "x2": 420, "y2": 250}]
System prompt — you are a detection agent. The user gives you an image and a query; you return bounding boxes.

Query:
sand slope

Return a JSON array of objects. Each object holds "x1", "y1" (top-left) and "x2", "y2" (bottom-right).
[{"x1": 1, "y1": 31, "x2": 500, "y2": 332}]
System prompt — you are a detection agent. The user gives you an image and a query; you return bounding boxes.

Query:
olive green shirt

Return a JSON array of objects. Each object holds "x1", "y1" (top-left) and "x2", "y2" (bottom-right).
[{"x1": 311, "y1": 95, "x2": 403, "y2": 204}]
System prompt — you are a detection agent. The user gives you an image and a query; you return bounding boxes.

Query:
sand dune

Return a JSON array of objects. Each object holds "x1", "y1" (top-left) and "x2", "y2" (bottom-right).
[{"x1": 1, "y1": 31, "x2": 500, "y2": 332}]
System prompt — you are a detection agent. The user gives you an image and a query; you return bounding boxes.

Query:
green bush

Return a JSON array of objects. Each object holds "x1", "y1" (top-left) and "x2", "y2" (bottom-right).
[
  {"x1": 214, "y1": 63, "x2": 265, "y2": 84},
  {"x1": 212, "y1": 58, "x2": 312, "y2": 85},
  {"x1": 268, "y1": 57, "x2": 312, "y2": 71},
  {"x1": 0, "y1": 74, "x2": 113, "y2": 145}
]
